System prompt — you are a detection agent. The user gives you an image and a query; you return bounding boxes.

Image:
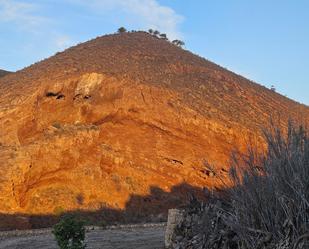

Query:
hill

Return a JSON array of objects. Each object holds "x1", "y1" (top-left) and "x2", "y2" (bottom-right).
[
  {"x1": 0, "y1": 69, "x2": 11, "y2": 78},
  {"x1": 0, "y1": 31, "x2": 308, "y2": 220}
]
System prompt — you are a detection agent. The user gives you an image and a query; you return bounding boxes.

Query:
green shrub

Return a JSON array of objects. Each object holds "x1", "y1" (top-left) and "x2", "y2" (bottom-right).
[
  {"x1": 117, "y1": 27, "x2": 127, "y2": 33},
  {"x1": 53, "y1": 215, "x2": 86, "y2": 249}
]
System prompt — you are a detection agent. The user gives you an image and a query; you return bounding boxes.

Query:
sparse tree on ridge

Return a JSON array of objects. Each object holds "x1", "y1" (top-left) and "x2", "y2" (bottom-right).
[
  {"x1": 153, "y1": 30, "x2": 160, "y2": 36},
  {"x1": 271, "y1": 85, "x2": 276, "y2": 92},
  {"x1": 117, "y1": 27, "x2": 127, "y2": 33},
  {"x1": 172, "y1": 39, "x2": 185, "y2": 47},
  {"x1": 148, "y1": 29, "x2": 154, "y2": 34},
  {"x1": 159, "y1": 33, "x2": 168, "y2": 40}
]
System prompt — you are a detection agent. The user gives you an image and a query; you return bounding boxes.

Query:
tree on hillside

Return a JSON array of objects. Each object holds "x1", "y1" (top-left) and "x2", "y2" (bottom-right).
[
  {"x1": 148, "y1": 29, "x2": 154, "y2": 34},
  {"x1": 117, "y1": 27, "x2": 127, "y2": 33},
  {"x1": 270, "y1": 85, "x2": 276, "y2": 92},
  {"x1": 153, "y1": 30, "x2": 160, "y2": 36},
  {"x1": 172, "y1": 40, "x2": 185, "y2": 47},
  {"x1": 159, "y1": 33, "x2": 168, "y2": 40}
]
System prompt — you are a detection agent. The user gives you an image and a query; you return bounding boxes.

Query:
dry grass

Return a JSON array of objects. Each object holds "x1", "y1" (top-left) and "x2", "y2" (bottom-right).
[
  {"x1": 173, "y1": 122, "x2": 309, "y2": 249},
  {"x1": 226, "y1": 121, "x2": 309, "y2": 248}
]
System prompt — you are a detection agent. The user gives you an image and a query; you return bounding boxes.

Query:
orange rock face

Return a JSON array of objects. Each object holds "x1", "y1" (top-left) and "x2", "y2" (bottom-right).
[{"x1": 0, "y1": 32, "x2": 308, "y2": 216}]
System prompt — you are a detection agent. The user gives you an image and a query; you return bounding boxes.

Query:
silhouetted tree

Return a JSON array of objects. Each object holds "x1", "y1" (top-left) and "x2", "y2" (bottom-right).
[
  {"x1": 159, "y1": 33, "x2": 168, "y2": 40},
  {"x1": 117, "y1": 27, "x2": 127, "y2": 33},
  {"x1": 148, "y1": 29, "x2": 154, "y2": 34},
  {"x1": 270, "y1": 85, "x2": 276, "y2": 92},
  {"x1": 153, "y1": 30, "x2": 160, "y2": 36},
  {"x1": 172, "y1": 39, "x2": 185, "y2": 47}
]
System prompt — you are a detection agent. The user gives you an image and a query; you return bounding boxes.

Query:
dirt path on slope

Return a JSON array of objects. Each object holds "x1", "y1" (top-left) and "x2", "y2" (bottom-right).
[{"x1": 0, "y1": 224, "x2": 165, "y2": 249}]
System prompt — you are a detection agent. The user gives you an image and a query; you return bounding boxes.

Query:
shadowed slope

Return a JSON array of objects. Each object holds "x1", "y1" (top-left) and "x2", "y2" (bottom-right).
[
  {"x1": 0, "y1": 69, "x2": 11, "y2": 78},
  {"x1": 0, "y1": 182, "x2": 204, "y2": 230},
  {"x1": 0, "y1": 32, "x2": 308, "y2": 216}
]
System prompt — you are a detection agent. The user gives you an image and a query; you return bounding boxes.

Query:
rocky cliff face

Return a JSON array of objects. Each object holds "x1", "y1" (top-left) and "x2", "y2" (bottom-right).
[{"x1": 0, "y1": 32, "x2": 308, "y2": 215}]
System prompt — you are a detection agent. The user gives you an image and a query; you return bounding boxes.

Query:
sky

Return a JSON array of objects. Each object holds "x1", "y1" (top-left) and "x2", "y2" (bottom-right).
[{"x1": 0, "y1": 0, "x2": 308, "y2": 105}]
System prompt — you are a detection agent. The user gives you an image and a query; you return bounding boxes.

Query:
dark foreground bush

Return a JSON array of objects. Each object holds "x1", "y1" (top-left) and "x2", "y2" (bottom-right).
[
  {"x1": 53, "y1": 215, "x2": 86, "y2": 249},
  {"x1": 172, "y1": 123, "x2": 309, "y2": 249}
]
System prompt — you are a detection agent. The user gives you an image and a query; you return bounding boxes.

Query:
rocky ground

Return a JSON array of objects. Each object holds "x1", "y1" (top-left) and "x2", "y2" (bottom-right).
[{"x1": 0, "y1": 224, "x2": 165, "y2": 249}]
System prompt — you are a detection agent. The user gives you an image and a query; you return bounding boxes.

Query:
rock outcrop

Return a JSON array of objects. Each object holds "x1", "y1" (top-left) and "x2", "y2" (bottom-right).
[{"x1": 0, "y1": 32, "x2": 308, "y2": 216}]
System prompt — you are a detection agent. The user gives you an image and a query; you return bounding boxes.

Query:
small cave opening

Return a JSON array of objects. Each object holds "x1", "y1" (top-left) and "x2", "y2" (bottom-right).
[
  {"x1": 46, "y1": 92, "x2": 59, "y2": 97},
  {"x1": 73, "y1": 94, "x2": 91, "y2": 101},
  {"x1": 56, "y1": 94, "x2": 65, "y2": 99},
  {"x1": 45, "y1": 91, "x2": 65, "y2": 100}
]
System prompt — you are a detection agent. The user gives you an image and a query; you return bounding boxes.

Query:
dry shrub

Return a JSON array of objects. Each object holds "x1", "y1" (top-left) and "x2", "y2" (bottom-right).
[
  {"x1": 227, "y1": 122, "x2": 309, "y2": 248},
  {"x1": 172, "y1": 122, "x2": 309, "y2": 249}
]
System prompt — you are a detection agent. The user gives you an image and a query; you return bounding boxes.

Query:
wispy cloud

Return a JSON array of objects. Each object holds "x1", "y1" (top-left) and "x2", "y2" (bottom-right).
[
  {"x1": 0, "y1": 0, "x2": 46, "y2": 31},
  {"x1": 70, "y1": 0, "x2": 184, "y2": 40},
  {"x1": 0, "y1": 0, "x2": 74, "y2": 51}
]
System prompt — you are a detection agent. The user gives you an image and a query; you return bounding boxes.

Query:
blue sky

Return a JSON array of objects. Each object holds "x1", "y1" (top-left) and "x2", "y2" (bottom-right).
[{"x1": 0, "y1": 0, "x2": 308, "y2": 105}]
